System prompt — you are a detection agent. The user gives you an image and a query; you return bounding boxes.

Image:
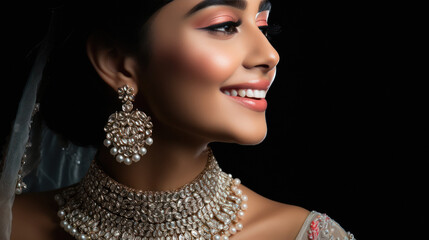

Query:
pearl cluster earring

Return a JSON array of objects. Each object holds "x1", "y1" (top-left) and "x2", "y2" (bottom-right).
[{"x1": 103, "y1": 85, "x2": 153, "y2": 165}]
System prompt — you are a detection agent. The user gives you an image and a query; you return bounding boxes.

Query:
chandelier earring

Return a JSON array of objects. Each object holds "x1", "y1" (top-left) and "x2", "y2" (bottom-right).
[{"x1": 103, "y1": 85, "x2": 153, "y2": 165}]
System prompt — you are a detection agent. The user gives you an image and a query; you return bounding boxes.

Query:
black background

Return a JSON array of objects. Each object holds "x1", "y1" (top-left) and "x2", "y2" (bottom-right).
[{"x1": 1, "y1": 1, "x2": 423, "y2": 239}]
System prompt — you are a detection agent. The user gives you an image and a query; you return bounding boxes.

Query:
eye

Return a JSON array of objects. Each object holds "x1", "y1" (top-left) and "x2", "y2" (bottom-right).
[{"x1": 201, "y1": 20, "x2": 242, "y2": 35}]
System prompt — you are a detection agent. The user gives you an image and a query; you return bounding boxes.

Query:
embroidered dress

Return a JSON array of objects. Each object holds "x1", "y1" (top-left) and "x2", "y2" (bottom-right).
[{"x1": 295, "y1": 211, "x2": 355, "y2": 240}]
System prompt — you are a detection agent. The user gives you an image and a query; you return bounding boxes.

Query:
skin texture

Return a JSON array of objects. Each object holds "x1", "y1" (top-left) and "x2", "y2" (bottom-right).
[{"x1": 11, "y1": 0, "x2": 310, "y2": 239}]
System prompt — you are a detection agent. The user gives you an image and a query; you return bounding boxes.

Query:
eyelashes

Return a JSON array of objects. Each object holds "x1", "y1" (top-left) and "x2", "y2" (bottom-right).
[
  {"x1": 200, "y1": 20, "x2": 281, "y2": 38},
  {"x1": 200, "y1": 21, "x2": 242, "y2": 35},
  {"x1": 260, "y1": 24, "x2": 282, "y2": 39}
]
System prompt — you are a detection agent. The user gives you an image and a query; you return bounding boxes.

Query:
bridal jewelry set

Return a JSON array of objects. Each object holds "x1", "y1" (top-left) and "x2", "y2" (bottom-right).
[{"x1": 54, "y1": 86, "x2": 248, "y2": 240}]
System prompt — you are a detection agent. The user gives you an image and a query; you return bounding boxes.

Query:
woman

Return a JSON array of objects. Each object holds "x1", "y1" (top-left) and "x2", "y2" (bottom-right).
[{"x1": 2, "y1": 0, "x2": 355, "y2": 239}]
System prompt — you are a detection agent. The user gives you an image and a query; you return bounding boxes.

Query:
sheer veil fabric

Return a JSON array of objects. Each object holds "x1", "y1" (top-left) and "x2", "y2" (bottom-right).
[
  {"x1": 0, "y1": 11, "x2": 97, "y2": 240},
  {"x1": 0, "y1": 2, "x2": 174, "y2": 239}
]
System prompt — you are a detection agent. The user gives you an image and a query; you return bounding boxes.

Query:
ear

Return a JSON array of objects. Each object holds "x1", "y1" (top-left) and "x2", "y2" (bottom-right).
[{"x1": 86, "y1": 33, "x2": 140, "y2": 94}]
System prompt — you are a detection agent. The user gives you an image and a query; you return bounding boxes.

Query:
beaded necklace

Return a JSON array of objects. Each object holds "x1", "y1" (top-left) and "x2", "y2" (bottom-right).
[{"x1": 55, "y1": 149, "x2": 248, "y2": 240}]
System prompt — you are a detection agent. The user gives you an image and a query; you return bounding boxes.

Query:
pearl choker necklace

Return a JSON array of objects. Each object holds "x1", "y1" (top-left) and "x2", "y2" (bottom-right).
[{"x1": 55, "y1": 149, "x2": 248, "y2": 240}]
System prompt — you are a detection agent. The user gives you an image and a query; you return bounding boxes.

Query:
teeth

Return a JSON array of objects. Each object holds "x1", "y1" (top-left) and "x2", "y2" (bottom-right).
[
  {"x1": 222, "y1": 89, "x2": 267, "y2": 99},
  {"x1": 238, "y1": 89, "x2": 246, "y2": 97}
]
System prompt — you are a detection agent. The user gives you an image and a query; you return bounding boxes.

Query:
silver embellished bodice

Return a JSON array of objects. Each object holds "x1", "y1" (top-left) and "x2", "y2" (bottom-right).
[
  {"x1": 55, "y1": 151, "x2": 247, "y2": 240},
  {"x1": 295, "y1": 211, "x2": 356, "y2": 240}
]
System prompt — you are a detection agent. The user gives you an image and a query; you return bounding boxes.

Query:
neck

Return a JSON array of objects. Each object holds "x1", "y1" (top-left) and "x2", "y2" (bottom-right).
[{"x1": 96, "y1": 123, "x2": 210, "y2": 192}]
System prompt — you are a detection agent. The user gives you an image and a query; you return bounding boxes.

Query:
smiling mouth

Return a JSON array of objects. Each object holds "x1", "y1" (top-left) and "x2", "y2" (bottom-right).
[{"x1": 221, "y1": 89, "x2": 267, "y2": 99}]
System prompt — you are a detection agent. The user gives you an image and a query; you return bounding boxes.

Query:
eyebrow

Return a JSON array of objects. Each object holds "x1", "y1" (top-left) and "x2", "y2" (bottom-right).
[
  {"x1": 186, "y1": 0, "x2": 254, "y2": 17},
  {"x1": 259, "y1": 0, "x2": 271, "y2": 12}
]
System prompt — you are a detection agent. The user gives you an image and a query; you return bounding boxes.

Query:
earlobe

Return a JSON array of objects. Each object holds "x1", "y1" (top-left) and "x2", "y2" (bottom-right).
[{"x1": 86, "y1": 34, "x2": 139, "y2": 93}]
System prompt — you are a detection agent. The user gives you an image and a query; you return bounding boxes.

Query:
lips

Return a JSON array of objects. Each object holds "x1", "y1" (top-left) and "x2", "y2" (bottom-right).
[{"x1": 220, "y1": 79, "x2": 271, "y2": 112}]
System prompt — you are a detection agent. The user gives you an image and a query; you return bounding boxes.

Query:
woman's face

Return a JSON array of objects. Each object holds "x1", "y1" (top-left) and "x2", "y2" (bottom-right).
[{"x1": 136, "y1": 0, "x2": 279, "y2": 145}]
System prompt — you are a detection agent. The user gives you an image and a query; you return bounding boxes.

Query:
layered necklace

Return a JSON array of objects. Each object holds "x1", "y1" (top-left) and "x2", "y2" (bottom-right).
[{"x1": 55, "y1": 149, "x2": 248, "y2": 240}]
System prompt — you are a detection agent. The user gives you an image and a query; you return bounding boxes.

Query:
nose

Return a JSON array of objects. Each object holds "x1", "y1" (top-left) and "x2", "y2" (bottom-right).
[{"x1": 242, "y1": 26, "x2": 280, "y2": 72}]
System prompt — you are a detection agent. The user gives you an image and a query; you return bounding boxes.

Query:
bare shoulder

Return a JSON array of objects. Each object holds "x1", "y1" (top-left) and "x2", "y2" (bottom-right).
[
  {"x1": 234, "y1": 185, "x2": 310, "y2": 240},
  {"x1": 11, "y1": 190, "x2": 71, "y2": 240}
]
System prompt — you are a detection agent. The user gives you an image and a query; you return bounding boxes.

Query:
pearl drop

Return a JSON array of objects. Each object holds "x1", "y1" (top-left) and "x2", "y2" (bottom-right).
[
  {"x1": 124, "y1": 158, "x2": 132, "y2": 165},
  {"x1": 145, "y1": 137, "x2": 153, "y2": 145},
  {"x1": 241, "y1": 203, "x2": 248, "y2": 210},
  {"x1": 222, "y1": 236, "x2": 229, "y2": 240},
  {"x1": 71, "y1": 228, "x2": 78, "y2": 236},
  {"x1": 103, "y1": 139, "x2": 111, "y2": 147},
  {"x1": 237, "y1": 210, "x2": 245, "y2": 218},
  {"x1": 66, "y1": 224, "x2": 73, "y2": 232},
  {"x1": 15, "y1": 188, "x2": 22, "y2": 195},
  {"x1": 214, "y1": 235, "x2": 221, "y2": 240},
  {"x1": 229, "y1": 227, "x2": 237, "y2": 235},
  {"x1": 233, "y1": 178, "x2": 241, "y2": 186},
  {"x1": 60, "y1": 220, "x2": 67, "y2": 228},
  {"x1": 236, "y1": 223, "x2": 243, "y2": 231},
  {"x1": 110, "y1": 147, "x2": 118, "y2": 156},
  {"x1": 235, "y1": 189, "x2": 242, "y2": 196},
  {"x1": 139, "y1": 147, "x2": 147, "y2": 155},
  {"x1": 132, "y1": 154, "x2": 141, "y2": 162},
  {"x1": 116, "y1": 155, "x2": 124, "y2": 163},
  {"x1": 79, "y1": 234, "x2": 88, "y2": 240},
  {"x1": 57, "y1": 210, "x2": 66, "y2": 219},
  {"x1": 241, "y1": 195, "x2": 248, "y2": 202}
]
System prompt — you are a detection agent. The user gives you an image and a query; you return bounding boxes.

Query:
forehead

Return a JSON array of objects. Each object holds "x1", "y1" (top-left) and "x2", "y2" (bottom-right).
[{"x1": 186, "y1": 0, "x2": 271, "y2": 16}]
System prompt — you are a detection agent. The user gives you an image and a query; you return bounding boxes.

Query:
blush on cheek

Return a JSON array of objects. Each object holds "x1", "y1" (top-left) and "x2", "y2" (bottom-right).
[
  {"x1": 158, "y1": 33, "x2": 239, "y2": 86},
  {"x1": 190, "y1": 52, "x2": 235, "y2": 83}
]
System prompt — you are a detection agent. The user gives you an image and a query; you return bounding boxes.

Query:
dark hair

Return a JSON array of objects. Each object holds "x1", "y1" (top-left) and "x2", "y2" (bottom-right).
[{"x1": 40, "y1": 1, "x2": 172, "y2": 147}]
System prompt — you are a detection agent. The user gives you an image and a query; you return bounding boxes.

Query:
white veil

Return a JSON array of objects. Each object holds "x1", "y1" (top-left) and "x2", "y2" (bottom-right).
[
  {"x1": 0, "y1": 2, "x2": 174, "y2": 239},
  {"x1": 0, "y1": 10, "x2": 97, "y2": 240}
]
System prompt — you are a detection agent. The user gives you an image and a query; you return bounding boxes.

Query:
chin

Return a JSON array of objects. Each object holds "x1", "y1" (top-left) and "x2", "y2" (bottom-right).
[
  {"x1": 236, "y1": 127, "x2": 268, "y2": 145},
  {"x1": 220, "y1": 118, "x2": 268, "y2": 145},
  {"x1": 236, "y1": 133, "x2": 267, "y2": 145}
]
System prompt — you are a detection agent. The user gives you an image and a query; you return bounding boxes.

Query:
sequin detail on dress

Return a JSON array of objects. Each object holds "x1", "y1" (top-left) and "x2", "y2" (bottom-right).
[{"x1": 307, "y1": 212, "x2": 355, "y2": 240}]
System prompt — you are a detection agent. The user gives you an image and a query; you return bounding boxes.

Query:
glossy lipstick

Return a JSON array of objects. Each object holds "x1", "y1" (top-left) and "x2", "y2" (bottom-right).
[{"x1": 220, "y1": 79, "x2": 271, "y2": 112}]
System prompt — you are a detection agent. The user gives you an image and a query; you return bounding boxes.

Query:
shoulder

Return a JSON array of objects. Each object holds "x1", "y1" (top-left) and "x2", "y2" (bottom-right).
[
  {"x1": 237, "y1": 185, "x2": 355, "y2": 240},
  {"x1": 11, "y1": 190, "x2": 71, "y2": 240},
  {"x1": 235, "y1": 185, "x2": 311, "y2": 240}
]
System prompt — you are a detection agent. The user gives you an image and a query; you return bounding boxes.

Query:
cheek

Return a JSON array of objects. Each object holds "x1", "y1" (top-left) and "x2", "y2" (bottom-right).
[
  {"x1": 160, "y1": 32, "x2": 239, "y2": 85},
  {"x1": 143, "y1": 31, "x2": 242, "y2": 132}
]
